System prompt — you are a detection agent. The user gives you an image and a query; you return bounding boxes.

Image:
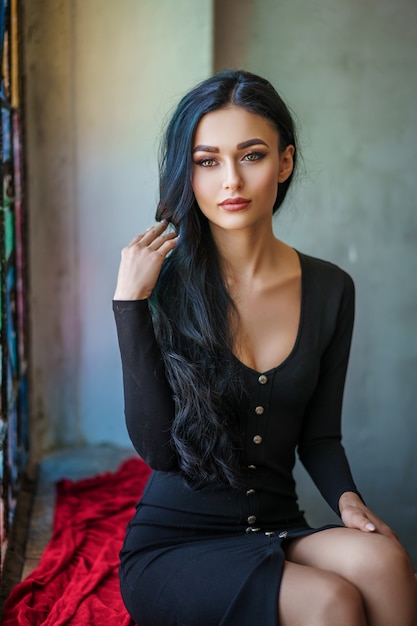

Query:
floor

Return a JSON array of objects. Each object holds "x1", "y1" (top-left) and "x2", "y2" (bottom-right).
[{"x1": 0, "y1": 445, "x2": 135, "y2": 617}]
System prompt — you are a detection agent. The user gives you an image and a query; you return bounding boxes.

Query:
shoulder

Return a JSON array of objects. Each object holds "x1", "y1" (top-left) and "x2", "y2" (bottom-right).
[
  {"x1": 297, "y1": 250, "x2": 354, "y2": 295},
  {"x1": 295, "y1": 251, "x2": 355, "y2": 350},
  {"x1": 297, "y1": 251, "x2": 355, "y2": 327}
]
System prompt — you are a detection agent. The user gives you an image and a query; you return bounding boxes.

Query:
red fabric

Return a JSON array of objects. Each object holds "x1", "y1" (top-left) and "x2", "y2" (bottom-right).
[{"x1": 4, "y1": 457, "x2": 151, "y2": 626}]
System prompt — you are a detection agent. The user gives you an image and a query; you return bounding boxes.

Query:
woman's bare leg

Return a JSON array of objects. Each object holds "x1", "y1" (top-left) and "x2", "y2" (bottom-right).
[
  {"x1": 286, "y1": 528, "x2": 417, "y2": 626},
  {"x1": 279, "y1": 560, "x2": 367, "y2": 626}
]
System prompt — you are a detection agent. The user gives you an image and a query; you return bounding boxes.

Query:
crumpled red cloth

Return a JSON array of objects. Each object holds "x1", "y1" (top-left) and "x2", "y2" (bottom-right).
[{"x1": 4, "y1": 456, "x2": 151, "y2": 626}]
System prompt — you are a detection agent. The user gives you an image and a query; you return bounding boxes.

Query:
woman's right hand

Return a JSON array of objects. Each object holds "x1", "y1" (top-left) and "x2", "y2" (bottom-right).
[{"x1": 113, "y1": 220, "x2": 178, "y2": 300}]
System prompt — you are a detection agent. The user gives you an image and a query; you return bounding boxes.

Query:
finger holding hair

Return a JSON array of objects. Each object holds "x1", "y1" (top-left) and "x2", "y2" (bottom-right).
[{"x1": 114, "y1": 220, "x2": 178, "y2": 301}]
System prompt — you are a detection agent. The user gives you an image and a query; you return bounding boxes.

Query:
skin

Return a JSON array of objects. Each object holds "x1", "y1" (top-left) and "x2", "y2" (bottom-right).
[{"x1": 115, "y1": 104, "x2": 417, "y2": 625}]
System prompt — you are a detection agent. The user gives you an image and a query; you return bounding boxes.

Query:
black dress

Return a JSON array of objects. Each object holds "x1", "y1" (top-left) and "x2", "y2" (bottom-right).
[{"x1": 113, "y1": 252, "x2": 361, "y2": 626}]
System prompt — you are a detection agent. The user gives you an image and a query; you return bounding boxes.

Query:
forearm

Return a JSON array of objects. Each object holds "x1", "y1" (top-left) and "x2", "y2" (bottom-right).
[
  {"x1": 299, "y1": 437, "x2": 361, "y2": 515},
  {"x1": 113, "y1": 299, "x2": 178, "y2": 470}
]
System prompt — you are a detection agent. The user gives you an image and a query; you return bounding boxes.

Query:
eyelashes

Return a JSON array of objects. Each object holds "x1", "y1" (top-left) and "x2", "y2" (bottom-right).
[
  {"x1": 195, "y1": 158, "x2": 216, "y2": 168},
  {"x1": 194, "y1": 151, "x2": 267, "y2": 168}
]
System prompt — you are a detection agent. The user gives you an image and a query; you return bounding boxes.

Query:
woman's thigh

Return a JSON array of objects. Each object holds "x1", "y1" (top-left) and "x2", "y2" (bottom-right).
[
  {"x1": 286, "y1": 526, "x2": 409, "y2": 579},
  {"x1": 285, "y1": 527, "x2": 417, "y2": 626},
  {"x1": 279, "y1": 560, "x2": 366, "y2": 626}
]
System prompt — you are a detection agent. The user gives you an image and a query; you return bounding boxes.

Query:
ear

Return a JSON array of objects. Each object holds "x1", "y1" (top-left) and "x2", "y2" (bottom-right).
[{"x1": 278, "y1": 145, "x2": 295, "y2": 183}]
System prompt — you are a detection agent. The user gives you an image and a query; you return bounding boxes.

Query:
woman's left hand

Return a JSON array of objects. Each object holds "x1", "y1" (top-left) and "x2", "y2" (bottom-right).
[{"x1": 338, "y1": 491, "x2": 399, "y2": 541}]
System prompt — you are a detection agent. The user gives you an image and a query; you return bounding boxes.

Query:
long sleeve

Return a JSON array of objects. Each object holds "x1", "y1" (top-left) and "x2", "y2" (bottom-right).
[
  {"x1": 297, "y1": 270, "x2": 360, "y2": 515},
  {"x1": 113, "y1": 299, "x2": 178, "y2": 471}
]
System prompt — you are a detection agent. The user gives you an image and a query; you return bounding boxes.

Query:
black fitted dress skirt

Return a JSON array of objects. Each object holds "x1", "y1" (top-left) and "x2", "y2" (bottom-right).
[{"x1": 119, "y1": 471, "x2": 336, "y2": 626}]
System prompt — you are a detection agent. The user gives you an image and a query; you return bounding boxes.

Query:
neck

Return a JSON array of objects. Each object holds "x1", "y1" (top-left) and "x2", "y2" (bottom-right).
[{"x1": 210, "y1": 221, "x2": 280, "y2": 285}]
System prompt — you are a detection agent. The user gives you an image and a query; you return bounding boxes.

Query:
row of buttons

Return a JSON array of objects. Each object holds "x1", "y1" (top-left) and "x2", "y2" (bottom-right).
[
  {"x1": 254, "y1": 375, "x2": 267, "y2": 447},
  {"x1": 253, "y1": 398, "x2": 264, "y2": 444},
  {"x1": 254, "y1": 374, "x2": 267, "y2": 442},
  {"x1": 245, "y1": 374, "x2": 269, "y2": 531}
]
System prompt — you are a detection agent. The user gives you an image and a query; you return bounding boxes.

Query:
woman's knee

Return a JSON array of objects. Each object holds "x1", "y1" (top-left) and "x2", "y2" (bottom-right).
[
  {"x1": 319, "y1": 575, "x2": 365, "y2": 625},
  {"x1": 348, "y1": 534, "x2": 413, "y2": 585},
  {"x1": 279, "y1": 564, "x2": 366, "y2": 626}
]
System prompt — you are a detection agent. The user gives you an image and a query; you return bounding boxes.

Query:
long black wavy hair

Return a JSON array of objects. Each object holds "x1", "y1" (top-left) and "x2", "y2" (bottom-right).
[{"x1": 149, "y1": 69, "x2": 298, "y2": 488}]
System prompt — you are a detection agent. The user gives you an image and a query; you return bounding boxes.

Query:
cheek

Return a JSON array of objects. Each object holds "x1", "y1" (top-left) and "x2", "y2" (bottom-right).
[
  {"x1": 192, "y1": 171, "x2": 212, "y2": 204},
  {"x1": 255, "y1": 168, "x2": 279, "y2": 211},
  {"x1": 256, "y1": 166, "x2": 279, "y2": 196},
  {"x1": 266, "y1": 160, "x2": 280, "y2": 183}
]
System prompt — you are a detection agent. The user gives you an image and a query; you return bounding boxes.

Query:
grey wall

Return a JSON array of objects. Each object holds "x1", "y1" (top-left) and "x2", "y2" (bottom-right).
[
  {"x1": 216, "y1": 0, "x2": 417, "y2": 564},
  {"x1": 23, "y1": 0, "x2": 213, "y2": 452},
  {"x1": 24, "y1": 0, "x2": 416, "y2": 565}
]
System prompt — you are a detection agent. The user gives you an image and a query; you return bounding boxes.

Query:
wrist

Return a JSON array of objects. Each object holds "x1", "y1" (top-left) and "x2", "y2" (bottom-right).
[
  {"x1": 113, "y1": 288, "x2": 149, "y2": 300},
  {"x1": 338, "y1": 491, "x2": 362, "y2": 513}
]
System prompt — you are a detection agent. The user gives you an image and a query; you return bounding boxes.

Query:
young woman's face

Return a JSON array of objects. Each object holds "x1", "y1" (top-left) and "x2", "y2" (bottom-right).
[{"x1": 191, "y1": 105, "x2": 294, "y2": 233}]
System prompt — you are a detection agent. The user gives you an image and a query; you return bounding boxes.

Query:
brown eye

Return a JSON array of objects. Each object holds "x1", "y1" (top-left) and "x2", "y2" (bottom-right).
[
  {"x1": 194, "y1": 158, "x2": 217, "y2": 167},
  {"x1": 200, "y1": 159, "x2": 216, "y2": 167},
  {"x1": 243, "y1": 151, "x2": 265, "y2": 162}
]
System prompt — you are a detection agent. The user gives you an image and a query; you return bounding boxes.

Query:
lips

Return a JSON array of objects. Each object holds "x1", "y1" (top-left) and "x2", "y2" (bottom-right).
[{"x1": 219, "y1": 197, "x2": 251, "y2": 211}]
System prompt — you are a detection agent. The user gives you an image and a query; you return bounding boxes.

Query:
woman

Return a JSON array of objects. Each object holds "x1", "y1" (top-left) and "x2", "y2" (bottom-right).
[{"x1": 113, "y1": 70, "x2": 417, "y2": 625}]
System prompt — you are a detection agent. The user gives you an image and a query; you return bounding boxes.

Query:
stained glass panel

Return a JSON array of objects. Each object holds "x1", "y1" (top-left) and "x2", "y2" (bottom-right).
[{"x1": 0, "y1": 0, "x2": 28, "y2": 580}]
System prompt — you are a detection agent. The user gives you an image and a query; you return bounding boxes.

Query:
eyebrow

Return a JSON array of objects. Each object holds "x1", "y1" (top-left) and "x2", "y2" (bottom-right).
[{"x1": 193, "y1": 138, "x2": 269, "y2": 153}]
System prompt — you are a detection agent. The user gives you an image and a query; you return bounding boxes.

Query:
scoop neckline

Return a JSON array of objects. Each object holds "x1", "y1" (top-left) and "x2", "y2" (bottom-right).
[{"x1": 230, "y1": 249, "x2": 306, "y2": 377}]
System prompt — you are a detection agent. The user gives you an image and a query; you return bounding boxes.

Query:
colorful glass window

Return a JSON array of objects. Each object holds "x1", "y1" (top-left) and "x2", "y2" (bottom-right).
[{"x1": 0, "y1": 0, "x2": 28, "y2": 578}]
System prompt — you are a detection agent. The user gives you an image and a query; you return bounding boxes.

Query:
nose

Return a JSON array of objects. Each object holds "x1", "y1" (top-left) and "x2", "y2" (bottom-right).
[{"x1": 223, "y1": 161, "x2": 243, "y2": 191}]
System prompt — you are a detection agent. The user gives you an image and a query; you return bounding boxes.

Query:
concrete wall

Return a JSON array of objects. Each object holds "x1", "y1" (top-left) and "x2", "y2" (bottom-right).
[
  {"x1": 23, "y1": 1, "x2": 80, "y2": 452},
  {"x1": 24, "y1": 0, "x2": 416, "y2": 563},
  {"x1": 216, "y1": 0, "x2": 417, "y2": 564},
  {"x1": 23, "y1": 0, "x2": 213, "y2": 452}
]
